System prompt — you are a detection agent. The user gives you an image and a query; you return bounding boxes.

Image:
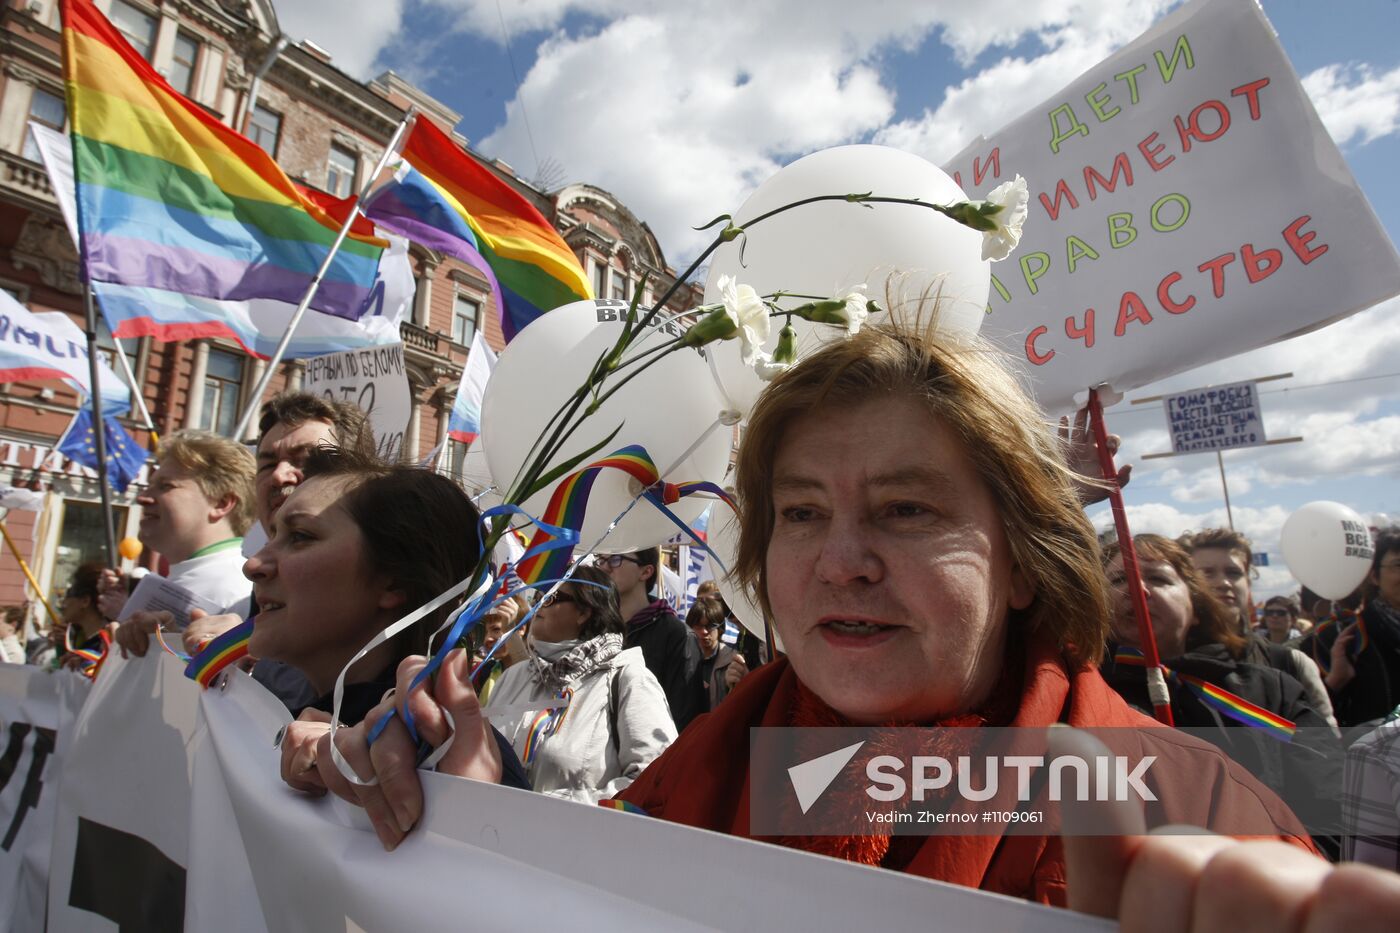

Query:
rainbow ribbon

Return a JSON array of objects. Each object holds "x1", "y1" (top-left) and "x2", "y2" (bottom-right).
[
  {"x1": 65, "y1": 628, "x2": 110, "y2": 680},
  {"x1": 183, "y1": 618, "x2": 253, "y2": 688},
  {"x1": 521, "y1": 686, "x2": 573, "y2": 766},
  {"x1": 515, "y1": 445, "x2": 659, "y2": 586},
  {"x1": 1114, "y1": 649, "x2": 1296, "y2": 742},
  {"x1": 1306, "y1": 611, "x2": 1369, "y2": 675}
]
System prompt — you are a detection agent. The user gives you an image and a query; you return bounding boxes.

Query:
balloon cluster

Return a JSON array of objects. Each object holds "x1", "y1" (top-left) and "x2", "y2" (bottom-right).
[{"x1": 468, "y1": 145, "x2": 1021, "y2": 635}]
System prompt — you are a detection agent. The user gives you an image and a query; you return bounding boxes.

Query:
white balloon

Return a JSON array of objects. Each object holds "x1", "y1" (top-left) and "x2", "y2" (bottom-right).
[
  {"x1": 1279, "y1": 501, "x2": 1375, "y2": 600},
  {"x1": 480, "y1": 299, "x2": 732, "y2": 553},
  {"x1": 705, "y1": 504, "x2": 782, "y2": 651},
  {"x1": 703, "y1": 144, "x2": 992, "y2": 416}
]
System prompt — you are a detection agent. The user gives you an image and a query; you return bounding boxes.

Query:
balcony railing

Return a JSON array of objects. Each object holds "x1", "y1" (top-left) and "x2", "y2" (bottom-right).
[{"x1": 0, "y1": 150, "x2": 55, "y2": 203}]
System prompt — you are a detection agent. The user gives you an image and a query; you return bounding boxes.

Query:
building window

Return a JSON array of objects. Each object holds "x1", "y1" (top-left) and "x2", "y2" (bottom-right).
[
  {"x1": 610, "y1": 270, "x2": 629, "y2": 302},
  {"x1": 591, "y1": 260, "x2": 606, "y2": 298},
  {"x1": 109, "y1": 0, "x2": 157, "y2": 60},
  {"x1": 168, "y1": 32, "x2": 200, "y2": 97},
  {"x1": 326, "y1": 144, "x2": 358, "y2": 198},
  {"x1": 247, "y1": 104, "x2": 281, "y2": 158},
  {"x1": 201, "y1": 347, "x2": 244, "y2": 437},
  {"x1": 94, "y1": 320, "x2": 139, "y2": 377},
  {"x1": 452, "y1": 294, "x2": 479, "y2": 345},
  {"x1": 20, "y1": 88, "x2": 65, "y2": 162}
]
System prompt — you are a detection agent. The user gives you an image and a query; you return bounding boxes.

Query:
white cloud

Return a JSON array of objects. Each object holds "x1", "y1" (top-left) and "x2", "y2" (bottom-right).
[
  {"x1": 274, "y1": 0, "x2": 406, "y2": 78},
  {"x1": 1302, "y1": 62, "x2": 1400, "y2": 148}
]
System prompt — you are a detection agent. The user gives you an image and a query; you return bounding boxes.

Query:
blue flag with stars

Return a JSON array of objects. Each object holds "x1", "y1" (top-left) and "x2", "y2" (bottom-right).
[{"x1": 57, "y1": 407, "x2": 147, "y2": 493}]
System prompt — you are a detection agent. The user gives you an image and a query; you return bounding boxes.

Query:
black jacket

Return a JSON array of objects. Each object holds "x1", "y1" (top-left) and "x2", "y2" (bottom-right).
[
  {"x1": 1102, "y1": 642, "x2": 1343, "y2": 857},
  {"x1": 623, "y1": 600, "x2": 702, "y2": 731},
  {"x1": 1297, "y1": 603, "x2": 1400, "y2": 729},
  {"x1": 697, "y1": 644, "x2": 741, "y2": 713}
]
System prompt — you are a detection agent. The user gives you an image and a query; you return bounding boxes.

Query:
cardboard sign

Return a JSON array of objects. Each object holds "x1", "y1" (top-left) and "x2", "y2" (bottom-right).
[
  {"x1": 302, "y1": 342, "x2": 411, "y2": 461},
  {"x1": 942, "y1": 0, "x2": 1400, "y2": 412},
  {"x1": 1163, "y1": 379, "x2": 1266, "y2": 453}
]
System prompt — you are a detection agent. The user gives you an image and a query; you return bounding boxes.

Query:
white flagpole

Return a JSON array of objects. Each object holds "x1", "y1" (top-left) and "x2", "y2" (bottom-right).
[
  {"x1": 232, "y1": 106, "x2": 418, "y2": 440},
  {"x1": 109, "y1": 335, "x2": 158, "y2": 439}
]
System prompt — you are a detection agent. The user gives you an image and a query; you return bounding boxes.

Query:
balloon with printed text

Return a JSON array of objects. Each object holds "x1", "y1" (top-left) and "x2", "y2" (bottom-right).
[
  {"x1": 480, "y1": 299, "x2": 731, "y2": 552},
  {"x1": 1279, "y1": 501, "x2": 1375, "y2": 600},
  {"x1": 703, "y1": 144, "x2": 991, "y2": 418}
]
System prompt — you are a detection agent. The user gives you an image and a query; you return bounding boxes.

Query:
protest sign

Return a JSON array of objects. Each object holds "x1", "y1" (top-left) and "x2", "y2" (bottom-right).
[
  {"x1": 301, "y1": 342, "x2": 412, "y2": 461},
  {"x1": 1163, "y1": 379, "x2": 1266, "y2": 453},
  {"x1": 942, "y1": 0, "x2": 1400, "y2": 413},
  {"x1": 16, "y1": 651, "x2": 1101, "y2": 931}
]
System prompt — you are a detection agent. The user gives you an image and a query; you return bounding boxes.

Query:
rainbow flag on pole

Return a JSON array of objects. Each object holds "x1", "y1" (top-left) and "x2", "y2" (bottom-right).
[
  {"x1": 60, "y1": 0, "x2": 390, "y2": 326},
  {"x1": 363, "y1": 117, "x2": 592, "y2": 342}
]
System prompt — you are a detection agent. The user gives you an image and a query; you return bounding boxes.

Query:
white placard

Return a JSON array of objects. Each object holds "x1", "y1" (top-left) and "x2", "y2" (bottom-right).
[
  {"x1": 1163, "y1": 379, "x2": 1267, "y2": 453},
  {"x1": 301, "y1": 341, "x2": 411, "y2": 461},
  {"x1": 942, "y1": 0, "x2": 1400, "y2": 412}
]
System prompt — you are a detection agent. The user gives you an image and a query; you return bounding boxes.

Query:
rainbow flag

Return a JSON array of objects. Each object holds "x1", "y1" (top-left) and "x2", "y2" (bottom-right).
[
  {"x1": 363, "y1": 117, "x2": 592, "y2": 342},
  {"x1": 60, "y1": 0, "x2": 390, "y2": 327},
  {"x1": 183, "y1": 618, "x2": 253, "y2": 688}
]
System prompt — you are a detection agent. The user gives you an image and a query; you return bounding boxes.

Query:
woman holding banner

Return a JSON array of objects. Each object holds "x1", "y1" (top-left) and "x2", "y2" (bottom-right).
[
  {"x1": 258, "y1": 447, "x2": 530, "y2": 812},
  {"x1": 311, "y1": 322, "x2": 1400, "y2": 927}
]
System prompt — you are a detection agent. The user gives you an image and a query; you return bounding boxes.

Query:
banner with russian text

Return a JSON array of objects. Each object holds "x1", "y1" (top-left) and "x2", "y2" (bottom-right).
[{"x1": 942, "y1": 0, "x2": 1400, "y2": 412}]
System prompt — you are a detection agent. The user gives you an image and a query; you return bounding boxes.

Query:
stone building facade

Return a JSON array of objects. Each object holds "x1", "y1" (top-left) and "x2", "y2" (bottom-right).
[{"x1": 0, "y1": 0, "x2": 700, "y2": 624}]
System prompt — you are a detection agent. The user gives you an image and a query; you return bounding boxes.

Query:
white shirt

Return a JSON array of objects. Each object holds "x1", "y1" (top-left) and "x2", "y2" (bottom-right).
[{"x1": 168, "y1": 538, "x2": 252, "y2": 617}]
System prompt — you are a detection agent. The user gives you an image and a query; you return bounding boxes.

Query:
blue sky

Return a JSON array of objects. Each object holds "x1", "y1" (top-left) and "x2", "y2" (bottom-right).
[{"x1": 277, "y1": 0, "x2": 1400, "y2": 599}]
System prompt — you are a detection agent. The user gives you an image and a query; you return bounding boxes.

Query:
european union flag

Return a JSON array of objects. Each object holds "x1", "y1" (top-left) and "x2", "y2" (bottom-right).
[{"x1": 57, "y1": 407, "x2": 147, "y2": 493}]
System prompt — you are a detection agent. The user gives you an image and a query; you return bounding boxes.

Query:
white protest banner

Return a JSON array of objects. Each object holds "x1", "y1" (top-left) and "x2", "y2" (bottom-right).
[
  {"x1": 195, "y1": 672, "x2": 1100, "y2": 932},
  {"x1": 26, "y1": 652, "x2": 1103, "y2": 931},
  {"x1": 46, "y1": 652, "x2": 199, "y2": 933},
  {"x1": 302, "y1": 341, "x2": 412, "y2": 461},
  {"x1": 942, "y1": 0, "x2": 1400, "y2": 413},
  {"x1": 1163, "y1": 379, "x2": 1267, "y2": 453},
  {"x1": 0, "y1": 664, "x2": 88, "y2": 933}
]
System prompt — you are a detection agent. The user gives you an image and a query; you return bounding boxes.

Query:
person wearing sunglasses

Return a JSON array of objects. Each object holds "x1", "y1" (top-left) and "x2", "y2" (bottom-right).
[
  {"x1": 594, "y1": 548, "x2": 703, "y2": 730},
  {"x1": 476, "y1": 564, "x2": 675, "y2": 801},
  {"x1": 1260, "y1": 595, "x2": 1304, "y2": 645},
  {"x1": 686, "y1": 595, "x2": 747, "y2": 712}
]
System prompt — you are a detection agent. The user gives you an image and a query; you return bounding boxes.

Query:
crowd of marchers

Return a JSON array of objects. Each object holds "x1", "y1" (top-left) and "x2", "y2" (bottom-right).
[{"x1": 5, "y1": 321, "x2": 1400, "y2": 929}]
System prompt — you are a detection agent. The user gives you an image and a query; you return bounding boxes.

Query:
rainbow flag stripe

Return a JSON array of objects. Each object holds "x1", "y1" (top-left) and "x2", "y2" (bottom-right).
[
  {"x1": 363, "y1": 117, "x2": 591, "y2": 342},
  {"x1": 515, "y1": 445, "x2": 661, "y2": 585},
  {"x1": 65, "y1": 628, "x2": 110, "y2": 680},
  {"x1": 598, "y1": 799, "x2": 648, "y2": 816},
  {"x1": 1113, "y1": 649, "x2": 1295, "y2": 741},
  {"x1": 61, "y1": 0, "x2": 388, "y2": 325},
  {"x1": 183, "y1": 618, "x2": 253, "y2": 689}
]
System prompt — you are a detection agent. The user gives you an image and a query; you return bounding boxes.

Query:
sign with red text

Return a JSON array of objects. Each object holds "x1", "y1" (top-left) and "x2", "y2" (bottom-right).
[{"x1": 943, "y1": 0, "x2": 1400, "y2": 413}]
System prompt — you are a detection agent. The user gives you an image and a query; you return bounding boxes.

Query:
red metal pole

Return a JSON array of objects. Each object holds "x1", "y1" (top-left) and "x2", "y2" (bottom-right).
[{"x1": 1087, "y1": 388, "x2": 1174, "y2": 726}]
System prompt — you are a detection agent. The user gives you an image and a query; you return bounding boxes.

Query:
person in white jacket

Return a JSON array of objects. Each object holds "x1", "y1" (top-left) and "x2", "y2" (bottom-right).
[{"x1": 486, "y1": 565, "x2": 676, "y2": 803}]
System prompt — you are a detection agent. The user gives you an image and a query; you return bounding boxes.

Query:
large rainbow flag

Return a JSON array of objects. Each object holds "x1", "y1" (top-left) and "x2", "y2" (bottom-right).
[
  {"x1": 60, "y1": 0, "x2": 390, "y2": 330},
  {"x1": 363, "y1": 117, "x2": 592, "y2": 342}
]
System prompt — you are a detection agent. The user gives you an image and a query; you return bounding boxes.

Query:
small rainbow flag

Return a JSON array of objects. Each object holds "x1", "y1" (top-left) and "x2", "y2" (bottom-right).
[
  {"x1": 1113, "y1": 648, "x2": 1295, "y2": 742},
  {"x1": 60, "y1": 0, "x2": 390, "y2": 333},
  {"x1": 598, "y1": 799, "x2": 648, "y2": 816},
  {"x1": 183, "y1": 618, "x2": 253, "y2": 689},
  {"x1": 362, "y1": 117, "x2": 592, "y2": 343}
]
